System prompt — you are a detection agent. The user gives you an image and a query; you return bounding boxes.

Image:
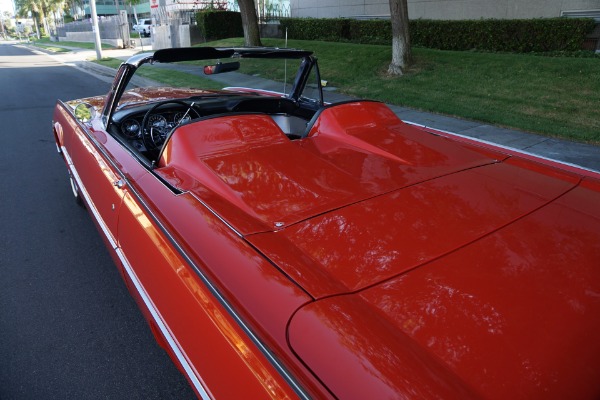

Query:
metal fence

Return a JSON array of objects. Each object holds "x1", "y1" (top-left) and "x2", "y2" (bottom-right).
[
  {"x1": 55, "y1": 15, "x2": 125, "y2": 40},
  {"x1": 224, "y1": 0, "x2": 291, "y2": 22},
  {"x1": 259, "y1": 1, "x2": 291, "y2": 22},
  {"x1": 54, "y1": 1, "x2": 292, "y2": 48}
]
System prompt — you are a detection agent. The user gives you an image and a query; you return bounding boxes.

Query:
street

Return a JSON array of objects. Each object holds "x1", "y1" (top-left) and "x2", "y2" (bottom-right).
[{"x1": 0, "y1": 43, "x2": 196, "y2": 399}]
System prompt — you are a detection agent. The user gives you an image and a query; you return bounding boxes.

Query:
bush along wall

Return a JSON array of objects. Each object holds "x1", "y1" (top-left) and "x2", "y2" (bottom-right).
[
  {"x1": 196, "y1": 11, "x2": 243, "y2": 42},
  {"x1": 279, "y1": 17, "x2": 596, "y2": 52}
]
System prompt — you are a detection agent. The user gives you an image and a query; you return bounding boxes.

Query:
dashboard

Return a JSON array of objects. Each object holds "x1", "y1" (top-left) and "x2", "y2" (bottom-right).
[
  {"x1": 120, "y1": 109, "x2": 195, "y2": 140},
  {"x1": 110, "y1": 96, "x2": 319, "y2": 156}
]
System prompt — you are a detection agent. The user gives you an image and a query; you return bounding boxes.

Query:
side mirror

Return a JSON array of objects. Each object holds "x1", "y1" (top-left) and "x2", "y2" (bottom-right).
[
  {"x1": 74, "y1": 102, "x2": 96, "y2": 123},
  {"x1": 203, "y1": 61, "x2": 240, "y2": 75}
]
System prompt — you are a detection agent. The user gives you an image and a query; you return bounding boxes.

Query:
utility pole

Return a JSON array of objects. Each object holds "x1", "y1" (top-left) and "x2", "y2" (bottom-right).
[{"x1": 90, "y1": 0, "x2": 103, "y2": 59}]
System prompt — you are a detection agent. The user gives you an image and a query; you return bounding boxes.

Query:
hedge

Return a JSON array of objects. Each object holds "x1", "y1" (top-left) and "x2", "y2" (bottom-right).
[
  {"x1": 279, "y1": 17, "x2": 596, "y2": 52},
  {"x1": 196, "y1": 11, "x2": 243, "y2": 41}
]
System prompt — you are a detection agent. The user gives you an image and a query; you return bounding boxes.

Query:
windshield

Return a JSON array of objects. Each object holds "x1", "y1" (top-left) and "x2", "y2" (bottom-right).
[{"x1": 118, "y1": 56, "x2": 307, "y2": 109}]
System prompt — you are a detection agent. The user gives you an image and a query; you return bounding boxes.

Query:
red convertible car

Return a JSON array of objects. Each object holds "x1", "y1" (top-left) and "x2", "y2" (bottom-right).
[{"x1": 53, "y1": 47, "x2": 600, "y2": 399}]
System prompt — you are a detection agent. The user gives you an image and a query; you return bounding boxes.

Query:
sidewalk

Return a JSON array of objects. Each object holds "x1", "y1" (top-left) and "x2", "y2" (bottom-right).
[{"x1": 37, "y1": 43, "x2": 600, "y2": 173}]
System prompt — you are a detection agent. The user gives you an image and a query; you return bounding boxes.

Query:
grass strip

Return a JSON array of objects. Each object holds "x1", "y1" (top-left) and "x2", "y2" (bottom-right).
[
  {"x1": 32, "y1": 44, "x2": 71, "y2": 53},
  {"x1": 95, "y1": 37, "x2": 599, "y2": 143},
  {"x1": 33, "y1": 38, "x2": 117, "y2": 51},
  {"x1": 207, "y1": 38, "x2": 600, "y2": 143},
  {"x1": 94, "y1": 58, "x2": 225, "y2": 90}
]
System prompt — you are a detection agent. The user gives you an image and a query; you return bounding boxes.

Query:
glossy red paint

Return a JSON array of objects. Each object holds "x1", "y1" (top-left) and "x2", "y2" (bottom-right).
[
  {"x1": 357, "y1": 182, "x2": 600, "y2": 399},
  {"x1": 251, "y1": 160, "x2": 579, "y2": 296},
  {"x1": 155, "y1": 100, "x2": 600, "y2": 397},
  {"x1": 286, "y1": 181, "x2": 600, "y2": 399},
  {"x1": 53, "y1": 103, "x2": 325, "y2": 399},
  {"x1": 289, "y1": 295, "x2": 481, "y2": 399},
  {"x1": 117, "y1": 184, "x2": 302, "y2": 399},
  {"x1": 53, "y1": 52, "x2": 600, "y2": 399},
  {"x1": 158, "y1": 104, "x2": 506, "y2": 234}
]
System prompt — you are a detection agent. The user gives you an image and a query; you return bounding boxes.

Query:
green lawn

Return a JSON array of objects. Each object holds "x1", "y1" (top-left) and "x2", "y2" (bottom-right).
[
  {"x1": 96, "y1": 37, "x2": 599, "y2": 143},
  {"x1": 94, "y1": 58, "x2": 225, "y2": 90},
  {"x1": 218, "y1": 38, "x2": 600, "y2": 143},
  {"x1": 30, "y1": 40, "x2": 72, "y2": 53},
  {"x1": 32, "y1": 38, "x2": 117, "y2": 51}
]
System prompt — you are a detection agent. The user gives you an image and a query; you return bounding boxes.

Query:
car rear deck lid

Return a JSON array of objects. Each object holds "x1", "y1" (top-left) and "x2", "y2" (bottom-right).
[{"x1": 157, "y1": 102, "x2": 501, "y2": 235}]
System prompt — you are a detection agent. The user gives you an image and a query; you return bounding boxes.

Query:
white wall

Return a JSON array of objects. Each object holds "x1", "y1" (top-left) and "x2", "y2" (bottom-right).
[
  {"x1": 291, "y1": 0, "x2": 388, "y2": 18},
  {"x1": 60, "y1": 31, "x2": 123, "y2": 48},
  {"x1": 290, "y1": 0, "x2": 600, "y2": 20},
  {"x1": 151, "y1": 25, "x2": 171, "y2": 50}
]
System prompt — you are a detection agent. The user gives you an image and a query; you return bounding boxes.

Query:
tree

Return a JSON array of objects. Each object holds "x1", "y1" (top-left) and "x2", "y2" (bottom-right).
[
  {"x1": 0, "y1": 12, "x2": 6, "y2": 39},
  {"x1": 66, "y1": 0, "x2": 84, "y2": 19},
  {"x1": 237, "y1": 0, "x2": 262, "y2": 46},
  {"x1": 388, "y1": 0, "x2": 412, "y2": 75},
  {"x1": 15, "y1": 0, "x2": 55, "y2": 37}
]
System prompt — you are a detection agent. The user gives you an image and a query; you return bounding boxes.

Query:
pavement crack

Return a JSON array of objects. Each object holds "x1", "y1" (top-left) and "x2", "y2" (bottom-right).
[{"x1": 521, "y1": 138, "x2": 550, "y2": 151}]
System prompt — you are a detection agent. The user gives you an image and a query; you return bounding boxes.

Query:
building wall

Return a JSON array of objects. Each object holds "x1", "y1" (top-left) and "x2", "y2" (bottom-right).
[
  {"x1": 290, "y1": 0, "x2": 388, "y2": 18},
  {"x1": 290, "y1": 0, "x2": 600, "y2": 20},
  {"x1": 84, "y1": 1, "x2": 151, "y2": 17}
]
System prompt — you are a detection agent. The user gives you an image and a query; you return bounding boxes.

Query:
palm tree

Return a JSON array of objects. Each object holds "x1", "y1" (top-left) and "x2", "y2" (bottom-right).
[
  {"x1": 48, "y1": 0, "x2": 67, "y2": 30},
  {"x1": 16, "y1": 0, "x2": 50, "y2": 37}
]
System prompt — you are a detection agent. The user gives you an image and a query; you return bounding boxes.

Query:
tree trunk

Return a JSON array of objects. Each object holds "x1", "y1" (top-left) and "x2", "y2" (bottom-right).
[
  {"x1": 238, "y1": 0, "x2": 262, "y2": 47},
  {"x1": 39, "y1": 8, "x2": 51, "y2": 37},
  {"x1": 388, "y1": 0, "x2": 412, "y2": 75},
  {"x1": 33, "y1": 14, "x2": 41, "y2": 39}
]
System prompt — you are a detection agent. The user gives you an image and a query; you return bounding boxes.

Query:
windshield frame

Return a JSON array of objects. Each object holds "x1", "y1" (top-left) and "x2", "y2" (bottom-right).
[{"x1": 101, "y1": 47, "x2": 321, "y2": 129}]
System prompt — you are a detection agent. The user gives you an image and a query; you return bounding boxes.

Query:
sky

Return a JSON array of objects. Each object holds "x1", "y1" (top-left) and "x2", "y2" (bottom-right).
[{"x1": 0, "y1": 0, "x2": 15, "y2": 16}]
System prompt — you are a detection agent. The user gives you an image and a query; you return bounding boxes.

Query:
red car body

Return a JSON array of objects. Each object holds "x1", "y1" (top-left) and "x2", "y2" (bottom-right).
[{"x1": 52, "y1": 47, "x2": 600, "y2": 399}]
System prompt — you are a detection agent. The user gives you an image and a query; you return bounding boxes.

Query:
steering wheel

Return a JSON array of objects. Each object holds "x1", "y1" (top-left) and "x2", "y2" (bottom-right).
[{"x1": 141, "y1": 100, "x2": 200, "y2": 152}]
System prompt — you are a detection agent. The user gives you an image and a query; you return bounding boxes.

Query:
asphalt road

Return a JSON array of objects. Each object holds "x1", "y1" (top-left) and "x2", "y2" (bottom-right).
[{"x1": 0, "y1": 43, "x2": 196, "y2": 399}]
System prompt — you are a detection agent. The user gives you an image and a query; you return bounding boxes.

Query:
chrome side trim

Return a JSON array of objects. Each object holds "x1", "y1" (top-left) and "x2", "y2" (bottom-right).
[
  {"x1": 64, "y1": 91, "x2": 309, "y2": 396},
  {"x1": 59, "y1": 91, "x2": 310, "y2": 400},
  {"x1": 127, "y1": 173, "x2": 311, "y2": 400},
  {"x1": 114, "y1": 247, "x2": 211, "y2": 400},
  {"x1": 188, "y1": 192, "x2": 243, "y2": 238},
  {"x1": 405, "y1": 121, "x2": 600, "y2": 174},
  {"x1": 62, "y1": 146, "x2": 211, "y2": 399},
  {"x1": 61, "y1": 147, "x2": 117, "y2": 250},
  {"x1": 58, "y1": 94, "x2": 310, "y2": 398}
]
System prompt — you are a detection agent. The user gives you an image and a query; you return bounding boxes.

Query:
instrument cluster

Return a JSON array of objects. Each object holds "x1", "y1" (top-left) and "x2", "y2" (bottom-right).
[{"x1": 120, "y1": 111, "x2": 192, "y2": 139}]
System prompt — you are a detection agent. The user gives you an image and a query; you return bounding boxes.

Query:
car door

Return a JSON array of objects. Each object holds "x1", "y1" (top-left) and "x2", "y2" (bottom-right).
[
  {"x1": 114, "y1": 168, "x2": 310, "y2": 399},
  {"x1": 55, "y1": 104, "x2": 134, "y2": 247}
]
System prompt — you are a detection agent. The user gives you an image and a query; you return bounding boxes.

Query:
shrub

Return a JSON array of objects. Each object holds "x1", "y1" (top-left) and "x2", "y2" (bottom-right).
[
  {"x1": 279, "y1": 18, "x2": 347, "y2": 42},
  {"x1": 279, "y1": 17, "x2": 596, "y2": 53},
  {"x1": 411, "y1": 18, "x2": 596, "y2": 52},
  {"x1": 346, "y1": 19, "x2": 392, "y2": 44},
  {"x1": 196, "y1": 11, "x2": 243, "y2": 42}
]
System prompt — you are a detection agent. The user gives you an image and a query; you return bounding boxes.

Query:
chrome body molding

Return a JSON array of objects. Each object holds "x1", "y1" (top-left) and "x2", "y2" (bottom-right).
[
  {"x1": 188, "y1": 192, "x2": 243, "y2": 238},
  {"x1": 62, "y1": 146, "x2": 211, "y2": 398},
  {"x1": 61, "y1": 147, "x2": 118, "y2": 250},
  {"x1": 58, "y1": 100, "x2": 311, "y2": 399},
  {"x1": 127, "y1": 170, "x2": 311, "y2": 400},
  {"x1": 405, "y1": 121, "x2": 600, "y2": 174},
  {"x1": 113, "y1": 247, "x2": 211, "y2": 399}
]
